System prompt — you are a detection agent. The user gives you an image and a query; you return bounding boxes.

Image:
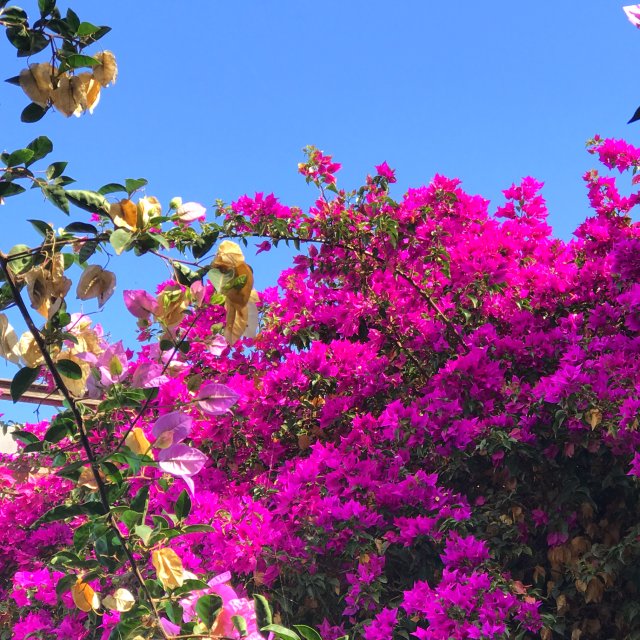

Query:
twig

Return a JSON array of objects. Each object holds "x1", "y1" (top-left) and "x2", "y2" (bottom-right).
[{"x1": 0, "y1": 251, "x2": 171, "y2": 640}]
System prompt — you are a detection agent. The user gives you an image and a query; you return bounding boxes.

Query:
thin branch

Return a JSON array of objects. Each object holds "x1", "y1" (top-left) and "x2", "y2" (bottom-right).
[{"x1": 0, "y1": 251, "x2": 171, "y2": 640}]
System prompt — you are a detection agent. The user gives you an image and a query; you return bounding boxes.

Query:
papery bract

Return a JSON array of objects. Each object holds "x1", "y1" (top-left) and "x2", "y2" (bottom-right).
[
  {"x1": 123, "y1": 289, "x2": 159, "y2": 319},
  {"x1": 175, "y1": 201, "x2": 206, "y2": 224},
  {"x1": 624, "y1": 4, "x2": 640, "y2": 27},
  {"x1": 152, "y1": 411, "x2": 193, "y2": 449},
  {"x1": 196, "y1": 382, "x2": 239, "y2": 415}
]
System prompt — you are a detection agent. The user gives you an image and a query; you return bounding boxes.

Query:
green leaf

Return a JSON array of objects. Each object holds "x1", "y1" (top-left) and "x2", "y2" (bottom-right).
[
  {"x1": 54, "y1": 459, "x2": 86, "y2": 480},
  {"x1": 233, "y1": 616, "x2": 248, "y2": 637},
  {"x1": 261, "y1": 625, "x2": 301, "y2": 640},
  {"x1": 73, "y1": 522, "x2": 92, "y2": 551},
  {"x1": 223, "y1": 274, "x2": 247, "y2": 292},
  {"x1": 42, "y1": 184, "x2": 70, "y2": 214},
  {"x1": 43, "y1": 419, "x2": 72, "y2": 444},
  {"x1": 0, "y1": 6, "x2": 27, "y2": 24},
  {"x1": 172, "y1": 579, "x2": 210, "y2": 596},
  {"x1": 110, "y1": 228, "x2": 133, "y2": 255},
  {"x1": 98, "y1": 182, "x2": 126, "y2": 196},
  {"x1": 175, "y1": 489, "x2": 191, "y2": 521},
  {"x1": 120, "y1": 509, "x2": 142, "y2": 530},
  {"x1": 78, "y1": 238, "x2": 98, "y2": 264},
  {"x1": 55, "y1": 574, "x2": 78, "y2": 600},
  {"x1": 125, "y1": 178, "x2": 148, "y2": 196},
  {"x1": 196, "y1": 594, "x2": 223, "y2": 629},
  {"x1": 85, "y1": 25, "x2": 111, "y2": 43},
  {"x1": 11, "y1": 366, "x2": 41, "y2": 402},
  {"x1": 134, "y1": 524, "x2": 153, "y2": 545},
  {"x1": 294, "y1": 626, "x2": 322, "y2": 640},
  {"x1": 7, "y1": 243, "x2": 33, "y2": 275},
  {"x1": 192, "y1": 230, "x2": 218, "y2": 259},
  {"x1": 56, "y1": 358, "x2": 82, "y2": 380},
  {"x1": 12, "y1": 429, "x2": 40, "y2": 445},
  {"x1": 28, "y1": 219, "x2": 54, "y2": 238},
  {"x1": 5, "y1": 148, "x2": 34, "y2": 167},
  {"x1": 65, "y1": 221, "x2": 97, "y2": 234},
  {"x1": 65, "y1": 7, "x2": 80, "y2": 32},
  {"x1": 34, "y1": 501, "x2": 106, "y2": 525},
  {"x1": 5, "y1": 24, "x2": 30, "y2": 52},
  {"x1": 76, "y1": 21, "x2": 99, "y2": 36},
  {"x1": 166, "y1": 601, "x2": 184, "y2": 625},
  {"x1": 629, "y1": 105, "x2": 640, "y2": 125},
  {"x1": 46, "y1": 161, "x2": 68, "y2": 180},
  {"x1": 21, "y1": 102, "x2": 48, "y2": 123},
  {"x1": 25, "y1": 136, "x2": 53, "y2": 166},
  {"x1": 66, "y1": 189, "x2": 110, "y2": 215},
  {"x1": 182, "y1": 524, "x2": 215, "y2": 534},
  {"x1": 207, "y1": 268, "x2": 227, "y2": 294},
  {"x1": 10, "y1": 28, "x2": 48, "y2": 56},
  {"x1": 130, "y1": 485, "x2": 149, "y2": 513},
  {"x1": 0, "y1": 181, "x2": 26, "y2": 198},
  {"x1": 254, "y1": 594, "x2": 273, "y2": 630},
  {"x1": 38, "y1": 0, "x2": 56, "y2": 16},
  {"x1": 173, "y1": 261, "x2": 201, "y2": 286}
]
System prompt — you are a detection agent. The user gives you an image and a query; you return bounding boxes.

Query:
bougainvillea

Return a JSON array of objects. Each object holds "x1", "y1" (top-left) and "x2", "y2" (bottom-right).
[
  {"x1": 1, "y1": 3, "x2": 640, "y2": 640},
  {"x1": 0, "y1": 130, "x2": 639, "y2": 638}
]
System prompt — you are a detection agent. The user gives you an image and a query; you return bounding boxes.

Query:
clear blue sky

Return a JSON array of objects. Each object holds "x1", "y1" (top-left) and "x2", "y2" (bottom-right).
[{"x1": 0, "y1": 1, "x2": 639, "y2": 421}]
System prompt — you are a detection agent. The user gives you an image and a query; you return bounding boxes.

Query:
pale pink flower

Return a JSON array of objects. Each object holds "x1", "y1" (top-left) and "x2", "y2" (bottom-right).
[
  {"x1": 624, "y1": 4, "x2": 640, "y2": 27},
  {"x1": 176, "y1": 201, "x2": 206, "y2": 224}
]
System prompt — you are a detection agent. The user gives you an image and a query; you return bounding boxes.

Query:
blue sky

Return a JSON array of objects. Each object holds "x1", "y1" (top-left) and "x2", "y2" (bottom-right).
[{"x1": 0, "y1": 1, "x2": 639, "y2": 421}]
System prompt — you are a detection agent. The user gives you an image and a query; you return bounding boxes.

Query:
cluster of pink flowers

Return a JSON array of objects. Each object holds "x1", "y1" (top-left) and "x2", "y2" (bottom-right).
[{"x1": 1, "y1": 135, "x2": 640, "y2": 638}]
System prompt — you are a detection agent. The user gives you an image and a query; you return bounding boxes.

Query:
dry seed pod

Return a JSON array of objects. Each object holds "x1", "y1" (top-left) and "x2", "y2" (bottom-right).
[
  {"x1": 19, "y1": 63, "x2": 54, "y2": 106},
  {"x1": 92, "y1": 50, "x2": 117, "y2": 87},
  {"x1": 52, "y1": 74, "x2": 84, "y2": 117}
]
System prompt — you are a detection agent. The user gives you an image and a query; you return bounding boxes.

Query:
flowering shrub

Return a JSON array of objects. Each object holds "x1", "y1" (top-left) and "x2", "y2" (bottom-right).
[{"x1": 1, "y1": 3, "x2": 640, "y2": 640}]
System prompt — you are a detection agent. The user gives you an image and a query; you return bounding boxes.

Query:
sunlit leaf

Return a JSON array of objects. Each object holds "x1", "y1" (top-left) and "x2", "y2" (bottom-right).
[
  {"x1": 196, "y1": 594, "x2": 223, "y2": 629},
  {"x1": 151, "y1": 547, "x2": 184, "y2": 590},
  {"x1": 11, "y1": 365, "x2": 41, "y2": 402},
  {"x1": 71, "y1": 578, "x2": 100, "y2": 612}
]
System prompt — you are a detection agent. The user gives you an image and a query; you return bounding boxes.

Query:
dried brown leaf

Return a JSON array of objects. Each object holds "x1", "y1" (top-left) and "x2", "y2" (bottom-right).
[{"x1": 92, "y1": 50, "x2": 118, "y2": 87}]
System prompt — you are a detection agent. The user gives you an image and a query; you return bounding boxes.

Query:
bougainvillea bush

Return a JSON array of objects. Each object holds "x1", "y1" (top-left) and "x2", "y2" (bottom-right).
[
  {"x1": 2, "y1": 3, "x2": 640, "y2": 640},
  {"x1": 1, "y1": 134, "x2": 640, "y2": 640}
]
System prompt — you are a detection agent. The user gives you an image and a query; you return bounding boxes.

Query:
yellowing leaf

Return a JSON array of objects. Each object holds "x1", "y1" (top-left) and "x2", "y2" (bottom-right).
[
  {"x1": 152, "y1": 547, "x2": 184, "y2": 590},
  {"x1": 125, "y1": 427, "x2": 152, "y2": 457},
  {"x1": 102, "y1": 588, "x2": 135, "y2": 612},
  {"x1": 71, "y1": 578, "x2": 100, "y2": 612}
]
